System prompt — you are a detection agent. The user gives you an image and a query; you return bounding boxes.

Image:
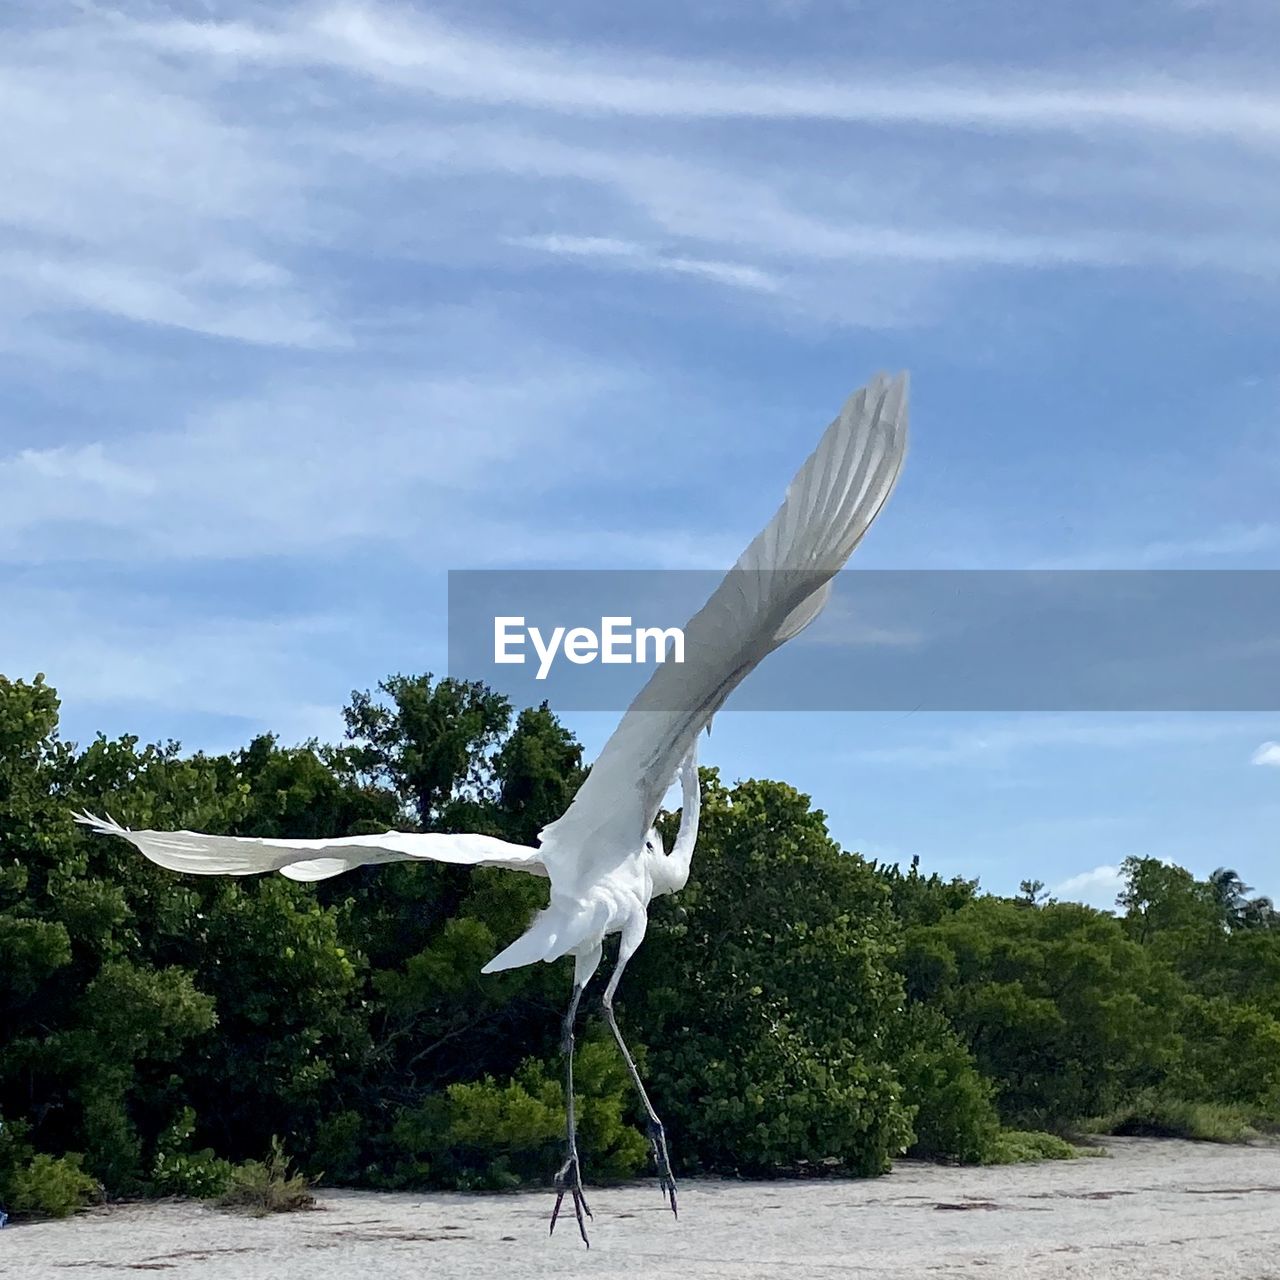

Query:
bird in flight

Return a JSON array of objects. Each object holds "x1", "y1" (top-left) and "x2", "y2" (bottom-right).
[{"x1": 78, "y1": 372, "x2": 908, "y2": 1245}]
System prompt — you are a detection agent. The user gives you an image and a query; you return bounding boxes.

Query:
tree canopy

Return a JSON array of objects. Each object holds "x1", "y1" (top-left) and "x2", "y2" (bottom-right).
[{"x1": 3, "y1": 671, "x2": 1278, "y2": 1217}]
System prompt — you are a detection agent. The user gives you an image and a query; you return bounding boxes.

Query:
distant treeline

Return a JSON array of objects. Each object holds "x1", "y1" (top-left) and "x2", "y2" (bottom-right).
[{"x1": 3, "y1": 672, "x2": 1278, "y2": 1218}]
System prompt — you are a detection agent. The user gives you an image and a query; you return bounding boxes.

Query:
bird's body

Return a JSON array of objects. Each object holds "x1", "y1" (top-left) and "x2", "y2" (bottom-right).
[
  {"x1": 79, "y1": 372, "x2": 908, "y2": 1245},
  {"x1": 490, "y1": 848, "x2": 656, "y2": 979},
  {"x1": 483, "y1": 762, "x2": 699, "y2": 983}
]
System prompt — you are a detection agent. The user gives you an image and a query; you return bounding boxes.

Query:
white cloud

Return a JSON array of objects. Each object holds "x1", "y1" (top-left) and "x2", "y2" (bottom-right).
[
  {"x1": 0, "y1": 362, "x2": 631, "y2": 561},
  {"x1": 799, "y1": 594, "x2": 926, "y2": 649},
  {"x1": 0, "y1": 581, "x2": 352, "y2": 745},
  {"x1": 1052, "y1": 864, "x2": 1125, "y2": 909},
  {"x1": 854, "y1": 716, "x2": 1265, "y2": 768},
  {"x1": 0, "y1": 251, "x2": 341, "y2": 349},
  {"x1": 11, "y1": 442, "x2": 153, "y2": 496},
  {"x1": 123, "y1": 5, "x2": 1280, "y2": 141},
  {"x1": 2, "y1": 0, "x2": 1277, "y2": 362},
  {"x1": 1253, "y1": 742, "x2": 1280, "y2": 767},
  {"x1": 509, "y1": 234, "x2": 783, "y2": 293},
  {"x1": 1034, "y1": 523, "x2": 1280, "y2": 570},
  {"x1": 0, "y1": 47, "x2": 335, "y2": 350},
  {"x1": 318, "y1": 107, "x2": 1280, "y2": 277},
  {"x1": 0, "y1": 333, "x2": 766, "y2": 570}
]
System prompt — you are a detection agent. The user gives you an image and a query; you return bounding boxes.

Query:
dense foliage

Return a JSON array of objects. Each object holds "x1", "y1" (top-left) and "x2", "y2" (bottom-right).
[{"x1": 3, "y1": 671, "x2": 1278, "y2": 1217}]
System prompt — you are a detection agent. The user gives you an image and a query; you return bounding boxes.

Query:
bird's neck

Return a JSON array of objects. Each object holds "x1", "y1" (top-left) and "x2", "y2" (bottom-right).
[{"x1": 652, "y1": 759, "x2": 700, "y2": 898}]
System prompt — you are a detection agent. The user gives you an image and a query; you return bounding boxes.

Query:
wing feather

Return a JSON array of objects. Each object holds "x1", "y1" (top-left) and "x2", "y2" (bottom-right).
[
  {"x1": 74, "y1": 811, "x2": 545, "y2": 881},
  {"x1": 537, "y1": 372, "x2": 908, "y2": 895}
]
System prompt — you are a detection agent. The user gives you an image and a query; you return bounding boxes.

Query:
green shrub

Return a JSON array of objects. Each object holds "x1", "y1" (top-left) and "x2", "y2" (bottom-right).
[
  {"x1": 673, "y1": 1027, "x2": 908, "y2": 1176},
  {"x1": 900, "y1": 899, "x2": 1180, "y2": 1130},
  {"x1": 895, "y1": 1006, "x2": 1002, "y2": 1164},
  {"x1": 633, "y1": 776, "x2": 913, "y2": 1176},
  {"x1": 154, "y1": 1149, "x2": 234, "y2": 1199},
  {"x1": 386, "y1": 1034, "x2": 647, "y2": 1190},
  {"x1": 0, "y1": 1114, "x2": 35, "y2": 1202},
  {"x1": 152, "y1": 1108, "x2": 233, "y2": 1198},
  {"x1": 20, "y1": 670, "x2": 1280, "y2": 1204},
  {"x1": 311, "y1": 1109, "x2": 364, "y2": 1184},
  {"x1": 1169, "y1": 998, "x2": 1280, "y2": 1113},
  {"x1": 6, "y1": 1153, "x2": 100, "y2": 1218},
  {"x1": 216, "y1": 1138, "x2": 314, "y2": 1214},
  {"x1": 989, "y1": 1130, "x2": 1092, "y2": 1164},
  {"x1": 1087, "y1": 1091, "x2": 1263, "y2": 1143}
]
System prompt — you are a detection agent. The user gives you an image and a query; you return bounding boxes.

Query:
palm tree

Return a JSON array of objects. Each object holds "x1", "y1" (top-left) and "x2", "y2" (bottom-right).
[
  {"x1": 1208, "y1": 867, "x2": 1251, "y2": 927},
  {"x1": 1207, "y1": 868, "x2": 1278, "y2": 930}
]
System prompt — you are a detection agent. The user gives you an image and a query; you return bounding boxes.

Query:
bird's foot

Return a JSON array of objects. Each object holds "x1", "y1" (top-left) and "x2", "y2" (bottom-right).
[
  {"x1": 647, "y1": 1117, "x2": 678, "y2": 1218},
  {"x1": 550, "y1": 1152, "x2": 593, "y2": 1246}
]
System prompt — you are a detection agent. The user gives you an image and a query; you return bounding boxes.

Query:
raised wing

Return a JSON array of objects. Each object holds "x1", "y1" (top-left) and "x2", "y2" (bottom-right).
[
  {"x1": 74, "y1": 811, "x2": 545, "y2": 882},
  {"x1": 537, "y1": 372, "x2": 907, "y2": 896}
]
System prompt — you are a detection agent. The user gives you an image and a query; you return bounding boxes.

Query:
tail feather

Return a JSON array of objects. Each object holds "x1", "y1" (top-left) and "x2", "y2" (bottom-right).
[
  {"x1": 481, "y1": 918, "x2": 561, "y2": 973},
  {"x1": 481, "y1": 898, "x2": 608, "y2": 974}
]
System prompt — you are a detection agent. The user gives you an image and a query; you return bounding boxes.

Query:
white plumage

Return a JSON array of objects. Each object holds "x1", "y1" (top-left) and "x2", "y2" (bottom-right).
[
  {"x1": 77, "y1": 372, "x2": 909, "y2": 1243},
  {"x1": 72, "y1": 812, "x2": 548, "y2": 880},
  {"x1": 535, "y1": 373, "x2": 906, "y2": 892}
]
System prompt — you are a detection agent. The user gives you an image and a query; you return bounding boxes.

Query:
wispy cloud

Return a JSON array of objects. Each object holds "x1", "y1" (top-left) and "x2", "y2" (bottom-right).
[
  {"x1": 853, "y1": 715, "x2": 1265, "y2": 768},
  {"x1": 1034, "y1": 524, "x2": 1280, "y2": 570},
  {"x1": 0, "y1": 250, "x2": 342, "y2": 349},
  {"x1": 1253, "y1": 742, "x2": 1280, "y2": 767},
  {"x1": 3, "y1": 0, "x2": 1277, "y2": 370},
  {"x1": 799, "y1": 594, "x2": 927, "y2": 649},
  {"x1": 121, "y1": 5, "x2": 1280, "y2": 141},
  {"x1": 0, "y1": 360, "x2": 636, "y2": 562},
  {"x1": 0, "y1": 328, "x2": 762, "y2": 572},
  {"x1": 0, "y1": 581, "x2": 351, "y2": 744},
  {"x1": 0, "y1": 46, "x2": 335, "y2": 350},
  {"x1": 509, "y1": 234, "x2": 782, "y2": 294}
]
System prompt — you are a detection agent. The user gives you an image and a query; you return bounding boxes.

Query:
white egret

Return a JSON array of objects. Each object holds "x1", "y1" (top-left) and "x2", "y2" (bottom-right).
[{"x1": 77, "y1": 371, "x2": 908, "y2": 1244}]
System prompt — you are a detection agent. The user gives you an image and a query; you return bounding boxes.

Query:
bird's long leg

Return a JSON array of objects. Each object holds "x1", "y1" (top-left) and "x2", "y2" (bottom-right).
[
  {"x1": 602, "y1": 914, "x2": 677, "y2": 1218},
  {"x1": 550, "y1": 965, "x2": 594, "y2": 1246}
]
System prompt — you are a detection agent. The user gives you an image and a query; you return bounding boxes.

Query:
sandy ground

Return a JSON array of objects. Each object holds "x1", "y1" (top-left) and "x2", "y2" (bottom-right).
[{"x1": 7, "y1": 1138, "x2": 1280, "y2": 1279}]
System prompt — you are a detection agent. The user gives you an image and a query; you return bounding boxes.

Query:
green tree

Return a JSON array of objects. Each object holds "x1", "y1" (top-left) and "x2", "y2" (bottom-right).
[
  {"x1": 15, "y1": 666, "x2": 1280, "y2": 1213},
  {"x1": 492, "y1": 704, "x2": 585, "y2": 845},
  {"x1": 903, "y1": 897, "x2": 1181, "y2": 1128},
  {"x1": 342, "y1": 675, "x2": 511, "y2": 829},
  {"x1": 631, "y1": 773, "x2": 912, "y2": 1175},
  {"x1": 0, "y1": 678, "x2": 224, "y2": 1195},
  {"x1": 1118, "y1": 856, "x2": 1221, "y2": 946},
  {"x1": 1017, "y1": 879, "x2": 1047, "y2": 907},
  {"x1": 877, "y1": 855, "x2": 978, "y2": 927}
]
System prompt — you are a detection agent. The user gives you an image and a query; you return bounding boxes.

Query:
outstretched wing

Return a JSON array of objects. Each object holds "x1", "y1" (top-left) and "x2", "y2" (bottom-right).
[
  {"x1": 75, "y1": 811, "x2": 546, "y2": 882},
  {"x1": 537, "y1": 372, "x2": 908, "y2": 896}
]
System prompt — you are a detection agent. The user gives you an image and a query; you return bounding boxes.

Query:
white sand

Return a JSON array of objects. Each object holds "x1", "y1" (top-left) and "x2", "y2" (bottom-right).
[{"x1": 8, "y1": 1138, "x2": 1280, "y2": 1279}]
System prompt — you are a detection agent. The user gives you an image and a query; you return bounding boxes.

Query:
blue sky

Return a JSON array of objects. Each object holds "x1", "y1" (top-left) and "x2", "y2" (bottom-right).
[{"x1": 2, "y1": 1, "x2": 1279, "y2": 908}]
